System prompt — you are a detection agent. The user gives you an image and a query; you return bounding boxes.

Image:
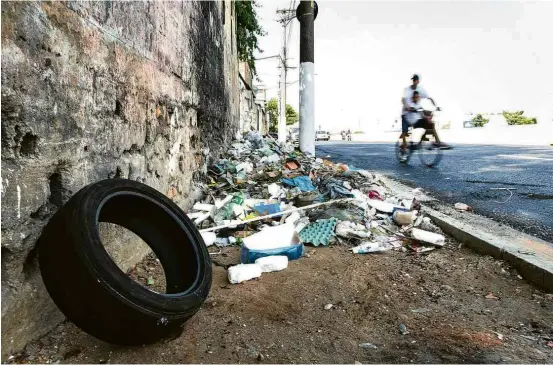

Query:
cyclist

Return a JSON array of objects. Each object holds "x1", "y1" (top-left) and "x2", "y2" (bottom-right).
[{"x1": 400, "y1": 74, "x2": 451, "y2": 153}]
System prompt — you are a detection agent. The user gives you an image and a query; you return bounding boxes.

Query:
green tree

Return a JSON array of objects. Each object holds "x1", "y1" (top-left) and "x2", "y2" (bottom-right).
[
  {"x1": 501, "y1": 110, "x2": 537, "y2": 125},
  {"x1": 266, "y1": 97, "x2": 299, "y2": 132},
  {"x1": 471, "y1": 114, "x2": 489, "y2": 127},
  {"x1": 236, "y1": 0, "x2": 265, "y2": 76},
  {"x1": 267, "y1": 98, "x2": 278, "y2": 132},
  {"x1": 286, "y1": 104, "x2": 298, "y2": 125}
]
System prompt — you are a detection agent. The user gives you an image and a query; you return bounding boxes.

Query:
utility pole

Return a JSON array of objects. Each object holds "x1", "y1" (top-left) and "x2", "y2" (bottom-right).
[
  {"x1": 297, "y1": 1, "x2": 318, "y2": 155},
  {"x1": 276, "y1": 8, "x2": 295, "y2": 143},
  {"x1": 278, "y1": 22, "x2": 288, "y2": 143}
]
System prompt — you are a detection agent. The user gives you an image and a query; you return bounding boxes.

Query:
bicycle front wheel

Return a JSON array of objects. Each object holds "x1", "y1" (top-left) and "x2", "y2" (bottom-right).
[
  {"x1": 418, "y1": 133, "x2": 443, "y2": 167},
  {"x1": 395, "y1": 139, "x2": 412, "y2": 164}
]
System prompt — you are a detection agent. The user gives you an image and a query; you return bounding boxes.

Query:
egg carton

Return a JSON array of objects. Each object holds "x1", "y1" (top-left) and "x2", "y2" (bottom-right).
[{"x1": 299, "y1": 218, "x2": 338, "y2": 246}]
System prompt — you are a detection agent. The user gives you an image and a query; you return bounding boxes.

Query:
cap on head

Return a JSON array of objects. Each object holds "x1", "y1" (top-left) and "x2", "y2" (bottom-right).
[{"x1": 411, "y1": 74, "x2": 420, "y2": 81}]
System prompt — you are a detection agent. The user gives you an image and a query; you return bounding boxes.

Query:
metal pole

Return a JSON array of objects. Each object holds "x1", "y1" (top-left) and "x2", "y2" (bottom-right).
[
  {"x1": 297, "y1": 1, "x2": 316, "y2": 155},
  {"x1": 277, "y1": 25, "x2": 288, "y2": 143}
]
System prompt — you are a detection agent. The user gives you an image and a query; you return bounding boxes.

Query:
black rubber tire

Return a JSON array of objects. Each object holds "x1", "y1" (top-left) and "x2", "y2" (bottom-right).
[{"x1": 38, "y1": 178, "x2": 212, "y2": 345}]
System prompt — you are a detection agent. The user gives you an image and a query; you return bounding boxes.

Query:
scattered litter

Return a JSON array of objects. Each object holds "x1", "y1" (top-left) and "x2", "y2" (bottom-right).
[
  {"x1": 147, "y1": 276, "x2": 154, "y2": 286},
  {"x1": 454, "y1": 202, "x2": 473, "y2": 211},
  {"x1": 393, "y1": 210, "x2": 416, "y2": 226},
  {"x1": 335, "y1": 221, "x2": 371, "y2": 239},
  {"x1": 351, "y1": 241, "x2": 393, "y2": 254},
  {"x1": 281, "y1": 176, "x2": 316, "y2": 192},
  {"x1": 410, "y1": 228, "x2": 445, "y2": 247},
  {"x1": 185, "y1": 133, "x2": 449, "y2": 287},
  {"x1": 255, "y1": 256, "x2": 289, "y2": 273},
  {"x1": 517, "y1": 250, "x2": 535, "y2": 255},
  {"x1": 201, "y1": 232, "x2": 216, "y2": 247},
  {"x1": 492, "y1": 331, "x2": 504, "y2": 340},
  {"x1": 399, "y1": 323, "x2": 409, "y2": 335},
  {"x1": 359, "y1": 342, "x2": 378, "y2": 350},
  {"x1": 324, "y1": 304, "x2": 333, "y2": 310},
  {"x1": 547, "y1": 341, "x2": 553, "y2": 348},
  {"x1": 253, "y1": 203, "x2": 281, "y2": 216},
  {"x1": 193, "y1": 202, "x2": 215, "y2": 212},
  {"x1": 410, "y1": 308, "x2": 430, "y2": 313},
  {"x1": 299, "y1": 218, "x2": 338, "y2": 246},
  {"x1": 228, "y1": 264, "x2": 262, "y2": 284},
  {"x1": 490, "y1": 187, "x2": 516, "y2": 204},
  {"x1": 241, "y1": 223, "x2": 303, "y2": 263},
  {"x1": 485, "y1": 293, "x2": 499, "y2": 300},
  {"x1": 367, "y1": 199, "x2": 399, "y2": 213}
]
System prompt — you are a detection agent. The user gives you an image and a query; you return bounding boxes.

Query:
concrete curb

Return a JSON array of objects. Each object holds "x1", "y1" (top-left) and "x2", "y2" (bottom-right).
[
  {"x1": 424, "y1": 208, "x2": 553, "y2": 293},
  {"x1": 379, "y1": 175, "x2": 553, "y2": 293}
]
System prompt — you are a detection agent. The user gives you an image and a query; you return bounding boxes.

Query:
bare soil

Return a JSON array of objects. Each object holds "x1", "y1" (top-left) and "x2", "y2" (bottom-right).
[{"x1": 7, "y1": 242, "x2": 553, "y2": 364}]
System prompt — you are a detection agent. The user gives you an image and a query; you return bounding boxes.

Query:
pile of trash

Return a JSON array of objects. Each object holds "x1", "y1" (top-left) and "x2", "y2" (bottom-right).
[{"x1": 189, "y1": 130, "x2": 447, "y2": 284}]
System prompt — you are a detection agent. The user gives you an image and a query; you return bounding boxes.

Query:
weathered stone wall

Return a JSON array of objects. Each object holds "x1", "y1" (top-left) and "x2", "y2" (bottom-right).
[{"x1": 1, "y1": 0, "x2": 239, "y2": 357}]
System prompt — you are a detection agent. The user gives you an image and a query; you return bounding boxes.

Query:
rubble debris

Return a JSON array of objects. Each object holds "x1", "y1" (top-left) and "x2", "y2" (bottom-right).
[
  {"x1": 324, "y1": 304, "x2": 333, "y2": 310},
  {"x1": 187, "y1": 132, "x2": 449, "y2": 284}
]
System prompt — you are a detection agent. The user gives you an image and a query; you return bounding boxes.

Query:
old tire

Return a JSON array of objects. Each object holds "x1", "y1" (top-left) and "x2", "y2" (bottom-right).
[{"x1": 38, "y1": 178, "x2": 212, "y2": 345}]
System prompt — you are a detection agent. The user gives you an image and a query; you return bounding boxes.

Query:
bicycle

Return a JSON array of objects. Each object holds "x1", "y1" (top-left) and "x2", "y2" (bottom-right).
[
  {"x1": 395, "y1": 127, "x2": 443, "y2": 167},
  {"x1": 395, "y1": 99, "x2": 446, "y2": 167}
]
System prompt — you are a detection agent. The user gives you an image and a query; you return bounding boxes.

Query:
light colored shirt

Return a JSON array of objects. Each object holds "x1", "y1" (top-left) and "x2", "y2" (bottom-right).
[
  {"x1": 402, "y1": 85, "x2": 429, "y2": 114},
  {"x1": 404, "y1": 99, "x2": 421, "y2": 125}
]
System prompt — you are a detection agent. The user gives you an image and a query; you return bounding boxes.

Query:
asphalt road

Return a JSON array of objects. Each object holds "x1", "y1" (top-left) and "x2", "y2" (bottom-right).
[{"x1": 316, "y1": 141, "x2": 553, "y2": 242}]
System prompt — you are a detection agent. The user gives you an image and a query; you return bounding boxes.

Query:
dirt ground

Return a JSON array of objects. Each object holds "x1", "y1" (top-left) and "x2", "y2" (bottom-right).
[{"x1": 7, "y1": 240, "x2": 553, "y2": 364}]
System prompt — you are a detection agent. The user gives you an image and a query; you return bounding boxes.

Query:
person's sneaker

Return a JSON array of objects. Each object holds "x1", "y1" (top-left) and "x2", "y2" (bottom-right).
[
  {"x1": 399, "y1": 149, "x2": 409, "y2": 163},
  {"x1": 433, "y1": 142, "x2": 452, "y2": 150}
]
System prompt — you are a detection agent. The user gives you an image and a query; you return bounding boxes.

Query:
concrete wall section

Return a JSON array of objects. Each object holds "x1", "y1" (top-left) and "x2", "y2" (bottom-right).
[{"x1": 1, "y1": 1, "x2": 238, "y2": 357}]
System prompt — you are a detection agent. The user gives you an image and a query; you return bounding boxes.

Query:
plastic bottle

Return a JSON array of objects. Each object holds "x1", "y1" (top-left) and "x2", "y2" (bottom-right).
[
  {"x1": 411, "y1": 228, "x2": 445, "y2": 247},
  {"x1": 454, "y1": 202, "x2": 473, "y2": 211},
  {"x1": 393, "y1": 210, "x2": 416, "y2": 225}
]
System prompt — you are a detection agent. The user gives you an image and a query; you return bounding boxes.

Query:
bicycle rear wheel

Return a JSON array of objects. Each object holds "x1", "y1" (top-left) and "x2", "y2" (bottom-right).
[{"x1": 418, "y1": 132, "x2": 443, "y2": 167}]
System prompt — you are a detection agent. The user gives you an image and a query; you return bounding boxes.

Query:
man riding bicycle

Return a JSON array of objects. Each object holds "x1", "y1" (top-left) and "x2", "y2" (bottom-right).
[{"x1": 399, "y1": 74, "x2": 451, "y2": 155}]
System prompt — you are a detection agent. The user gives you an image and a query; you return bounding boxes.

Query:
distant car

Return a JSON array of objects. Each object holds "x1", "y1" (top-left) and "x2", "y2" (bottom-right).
[{"x1": 315, "y1": 130, "x2": 330, "y2": 141}]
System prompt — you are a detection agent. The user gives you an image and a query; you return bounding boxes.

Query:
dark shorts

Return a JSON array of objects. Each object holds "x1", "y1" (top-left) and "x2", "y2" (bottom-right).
[{"x1": 402, "y1": 115, "x2": 433, "y2": 133}]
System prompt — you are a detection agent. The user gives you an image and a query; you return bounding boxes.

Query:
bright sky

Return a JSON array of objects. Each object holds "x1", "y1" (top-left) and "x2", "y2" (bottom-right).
[{"x1": 254, "y1": 1, "x2": 553, "y2": 132}]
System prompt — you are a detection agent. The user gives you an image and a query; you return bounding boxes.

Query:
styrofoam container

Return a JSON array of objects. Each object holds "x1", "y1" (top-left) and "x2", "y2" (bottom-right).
[
  {"x1": 228, "y1": 264, "x2": 262, "y2": 284},
  {"x1": 255, "y1": 256, "x2": 289, "y2": 273},
  {"x1": 200, "y1": 232, "x2": 216, "y2": 247}
]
